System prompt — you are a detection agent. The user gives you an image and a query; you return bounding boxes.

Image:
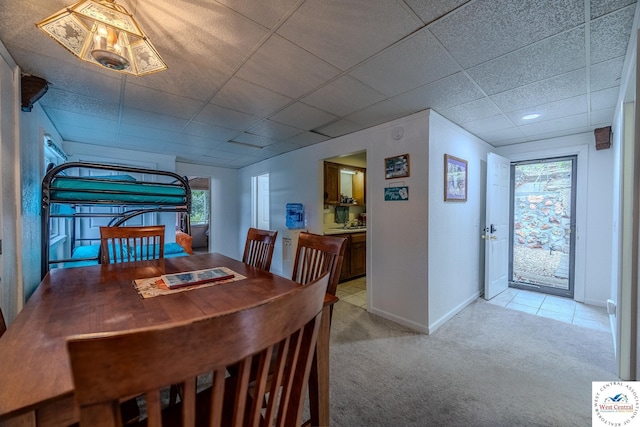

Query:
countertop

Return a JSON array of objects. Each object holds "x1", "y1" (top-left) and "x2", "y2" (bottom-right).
[{"x1": 323, "y1": 227, "x2": 367, "y2": 235}]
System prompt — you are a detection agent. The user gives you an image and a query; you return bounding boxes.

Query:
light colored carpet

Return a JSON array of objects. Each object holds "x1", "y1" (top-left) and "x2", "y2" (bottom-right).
[{"x1": 329, "y1": 298, "x2": 617, "y2": 426}]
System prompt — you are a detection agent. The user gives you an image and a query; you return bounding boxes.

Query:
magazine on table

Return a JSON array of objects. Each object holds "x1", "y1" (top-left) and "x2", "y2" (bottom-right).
[{"x1": 161, "y1": 267, "x2": 234, "y2": 289}]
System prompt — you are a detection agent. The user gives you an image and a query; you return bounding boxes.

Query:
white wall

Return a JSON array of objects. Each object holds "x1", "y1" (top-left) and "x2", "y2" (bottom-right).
[
  {"x1": 0, "y1": 41, "x2": 20, "y2": 324},
  {"x1": 240, "y1": 109, "x2": 451, "y2": 333},
  {"x1": 496, "y1": 132, "x2": 612, "y2": 307},
  {"x1": 176, "y1": 162, "x2": 239, "y2": 258},
  {"x1": 427, "y1": 112, "x2": 494, "y2": 331}
]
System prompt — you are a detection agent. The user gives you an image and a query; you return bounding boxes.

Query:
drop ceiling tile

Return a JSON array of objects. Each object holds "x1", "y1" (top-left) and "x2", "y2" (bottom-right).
[
  {"x1": 404, "y1": 0, "x2": 469, "y2": 24},
  {"x1": 439, "y1": 98, "x2": 502, "y2": 124},
  {"x1": 182, "y1": 121, "x2": 240, "y2": 142},
  {"x1": 519, "y1": 113, "x2": 588, "y2": 137},
  {"x1": 277, "y1": 0, "x2": 421, "y2": 71},
  {"x1": 40, "y1": 88, "x2": 119, "y2": 121},
  {"x1": 590, "y1": 5, "x2": 636, "y2": 64},
  {"x1": 9, "y1": 46, "x2": 123, "y2": 104},
  {"x1": 429, "y1": 0, "x2": 584, "y2": 68},
  {"x1": 120, "y1": 108, "x2": 189, "y2": 132},
  {"x1": 591, "y1": 107, "x2": 616, "y2": 125},
  {"x1": 490, "y1": 68, "x2": 587, "y2": 113},
  {"x1": 246, "y1": 120, "x2": 303, "y2": 140},
  {"x1": 125, "y1": 60, "x2": 230, "y2": 103},
  {"x1": 392, "y1": 72, "x2": 484, "y2": 112},
  {"x1": 213, "y1": 77, "x2": 294, "y2": 117},
  {"x1": 590, "y1": 0, "x2": 637, "y2": 20},
  {"x1": 349, "y1": 29, "x2": 460, "y2": 97},
  {"x1": 286, "y1": 131, "x2": 330, "y2": 147},
  {"x1": 232, "y1": 133, "x2": 278, "y2": 148},
  {"x1": 235, "y1": 35, "x2": 340, "y2": 99},
  {"x1": 215, "y1": 0, "x2": 299, "y2": 29},
  {"x1": 43, "y1": 107, "x2": 119, "y2": 133},
  {"x1": 476, "y1": 127, "x2": 527, "y2": 145},
  {"x1": 118, "y1": 123, "x2": 179, "y2": 143},
  {"x1": 506, "y1": 95, "x2": 588, "y2": 125},
  {"x1": 55, "y1": 124, "x2": 117, "y2": 146},
  {"x1": 346, "y1": 99, "x2": 414, "y2": 128},
  {"x1": 174, "y1": 134, "x2": 226, "y2": 149},
  {"x1": 301, "y1": 76, "x2": 385, "y2": 116},
  {"x1": 468, "y1": 27, "x2": 585, "y2": 95},
  {"x1": 463, "y1": 115, "x2": 514, "y2": 134},
  {"x1": 591, "y1": 86, "x2": 620, "y2": 110},
  {"x1": 217, "y1": 141, "x2": 273, "y2": 158},
  {"x1": 270, "y1": 102, "x2": 338, "y2": 130},
  {"x1": 262, "y1": 141, "x2": 301, "y2": 155},
  {"x1": 137, "y1": 1, "x2": 269, "y2": 77},
  {"x1": 124, "y1": 84, "x2": 205, "y2": 119},
  {"x1": 591, "y1": 57, "x2": 625, "y2": 91},
  {"x1": 315, "y1": 119, "x2": 365, "y2": 138},
  {"x1": 194, "y1": 103, "x2": 261, "y2": 131}
]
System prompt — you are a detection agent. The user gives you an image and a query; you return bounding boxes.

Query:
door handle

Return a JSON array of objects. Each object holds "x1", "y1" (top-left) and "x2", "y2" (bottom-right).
[{"x1": 481, "y1": 235, "x2": 497, "y2": 240}]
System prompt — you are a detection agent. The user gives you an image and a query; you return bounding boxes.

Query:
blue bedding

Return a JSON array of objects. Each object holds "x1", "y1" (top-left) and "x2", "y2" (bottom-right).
[
  {"x1": 50, "y1": 175, "x2": 187, "y2": 205},
  {"x1": 63, "y1": 243, "x2": 188, "y2": 268}
]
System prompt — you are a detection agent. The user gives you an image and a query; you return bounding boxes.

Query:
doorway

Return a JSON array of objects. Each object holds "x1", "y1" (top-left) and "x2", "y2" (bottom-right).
[
  {"x1": 251, "y1": 173, "x2": 270, "y2": 229},
  {"x1": 189, "y1": 177, "x2": 211, "y2": 253},
  {"x1": 509, "y1": 156, "x2": 576, "y2": 298}
]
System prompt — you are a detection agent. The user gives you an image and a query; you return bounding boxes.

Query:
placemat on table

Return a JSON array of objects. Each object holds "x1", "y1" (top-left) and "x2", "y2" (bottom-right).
[{"x1": 133, "y1": 266, "x2": 246, "y2": 299}]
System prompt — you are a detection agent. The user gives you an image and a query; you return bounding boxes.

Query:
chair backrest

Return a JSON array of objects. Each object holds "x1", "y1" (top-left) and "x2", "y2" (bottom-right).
[
  {"x1": 292, "y1": 232, "x2": 347, "y2": 296},
  {"x1": 99, "y1": 225, "x2": 165, "y2": 264},
  {"x1": 241, "y1": 228, "x2": 278, "y2": 271},
  {"x1": 67, "y1": 272, "x2": 330, "y2": 427},
  {"x1": 0, "y1": 306, "x2": 6, "y2": 338}
]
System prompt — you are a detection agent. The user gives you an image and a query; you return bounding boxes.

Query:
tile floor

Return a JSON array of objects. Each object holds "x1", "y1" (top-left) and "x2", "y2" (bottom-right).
[
  {"x1": 336, "y1": 277, "x2": 367, "y2": 309},
  {"x1": 486, "y1": 287, "x2": 611, "y2": 333},
  {"x1": 336, "y1": 278, "x2": 611, "y2": 334}
]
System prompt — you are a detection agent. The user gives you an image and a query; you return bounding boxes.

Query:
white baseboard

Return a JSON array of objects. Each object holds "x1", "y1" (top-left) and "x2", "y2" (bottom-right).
[
  {"x1": 368, "y1": 307, "x2": 429, "y2": 334},
  {"x1": 427, "y1": 291, "x2": 481, "y2": 334}
]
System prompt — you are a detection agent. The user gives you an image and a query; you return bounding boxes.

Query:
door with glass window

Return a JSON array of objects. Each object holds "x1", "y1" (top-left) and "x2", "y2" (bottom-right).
[{"x1": 509, "y1": 157, "x2": 576, "y2": 298}]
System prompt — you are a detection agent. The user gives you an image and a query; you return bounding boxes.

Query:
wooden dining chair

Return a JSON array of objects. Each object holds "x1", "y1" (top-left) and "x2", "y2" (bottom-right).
[
  {"x1": 99, "y1": 225, "x2": 165, "y2": 264},
  {"x1": 292, "y1": 232, "x2": 347, "y2": 297},
  {"x1": 0, "y1": 306, "x2": 6, "y2": 338},
  {"x1": 241, "y1": 228, "x2": 278, "y2": 271},
  {"x1": 66, "y1": 272, "x2": 330, "y2": 427}
]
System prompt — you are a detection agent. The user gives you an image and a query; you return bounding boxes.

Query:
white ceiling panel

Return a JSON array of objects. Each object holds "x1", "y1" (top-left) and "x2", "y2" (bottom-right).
[
  {"x1": 429, "y1": 0, "x2": 585, "y2": 68},
  {"x1": 1, "y1": 0, "x2": 636, "y2": 167},
  {"x1": 276, "y1": 0, "x2": 422, "y2": 71},
  {"x1": 349, "y1": 29, "x2": 461, "y2": 97},
  {"x1": 468, "y1": 27, "x2": 586, "y2": 95},
  {"x1": 212, "y1": 77, "x2": 294, "y2": 117},
  {"x1": 392, "y1": 72, "x2": 484, "y2": 112},
  {"x1": 270, "y1": 102, "x2": 338, "y2": 130},
  {"x1": 235, "y1": 35, "x2": 341, "y2": 98},
  {"x1": 301, "y1": 76, "x2": 386, "y2": 117}
]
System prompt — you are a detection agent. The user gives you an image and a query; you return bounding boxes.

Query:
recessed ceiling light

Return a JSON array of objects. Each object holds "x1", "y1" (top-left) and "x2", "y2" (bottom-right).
[{"x1": 522, "y1": 113, "x2": 541, "y2": 120}]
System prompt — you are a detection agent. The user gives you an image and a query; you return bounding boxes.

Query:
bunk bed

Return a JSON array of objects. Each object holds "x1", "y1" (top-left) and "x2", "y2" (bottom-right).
[{"x1": 41, "y1": 162, "x2": 193, "y2": 278}]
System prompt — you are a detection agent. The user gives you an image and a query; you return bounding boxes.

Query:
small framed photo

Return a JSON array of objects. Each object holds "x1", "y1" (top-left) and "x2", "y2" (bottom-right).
[
  {"x1": 385, "y1": 154, "x2": 410, "y2": 179},
  {"x1": 444, "y1": 154, "x2": 467, "y2": 202}
]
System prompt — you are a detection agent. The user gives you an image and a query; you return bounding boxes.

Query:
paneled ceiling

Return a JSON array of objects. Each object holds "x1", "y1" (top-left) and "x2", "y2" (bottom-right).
[{"x1": 0, "y1": 0, "x2": 637, "y2": 168}]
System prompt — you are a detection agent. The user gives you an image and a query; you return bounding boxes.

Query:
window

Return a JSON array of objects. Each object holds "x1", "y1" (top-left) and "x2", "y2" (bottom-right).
[
  {"x1": 43, "y1": 134, "x2": 67, "y2": 242},
  {"x1": 190, "y1": 189, "x2": 210, "y2": 225}
]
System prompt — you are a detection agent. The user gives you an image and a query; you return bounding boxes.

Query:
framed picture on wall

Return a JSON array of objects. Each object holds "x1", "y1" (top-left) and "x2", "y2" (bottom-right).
[
  {"x1": 444, "y1": 154, "x2": 467, "y2": 202},
  {"x1": 385, "y1": 154, "x2": 410, "y2": 179}
]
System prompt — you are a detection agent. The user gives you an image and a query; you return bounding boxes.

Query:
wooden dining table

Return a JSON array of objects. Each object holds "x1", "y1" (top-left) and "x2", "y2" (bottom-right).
[{"x1": 0, "y1": 253, "x2": 336, "y2": 426}]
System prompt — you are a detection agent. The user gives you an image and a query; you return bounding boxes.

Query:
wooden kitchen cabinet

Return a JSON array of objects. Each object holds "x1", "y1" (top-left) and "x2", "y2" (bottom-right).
[
  {"x1": 324, "y1": 162, "x2": 340, "y2": 204},
  {"x1": 350, "y1": 232, "x2": 366, "y2": 277},
  {"x1": 323, "y1": 161, "x2": 366, "y2": 205},
  {"x1": 340, "y1": 234, "x2": 351, "y2": 281},
  {"x1": 334, "y1": 232, "x2": 366, "y2": 282}
]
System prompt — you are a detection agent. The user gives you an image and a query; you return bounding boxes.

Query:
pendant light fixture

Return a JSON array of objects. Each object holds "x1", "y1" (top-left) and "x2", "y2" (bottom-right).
[{"x1": 36, "y1": 0, "x2": 167, "y2": 76}]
